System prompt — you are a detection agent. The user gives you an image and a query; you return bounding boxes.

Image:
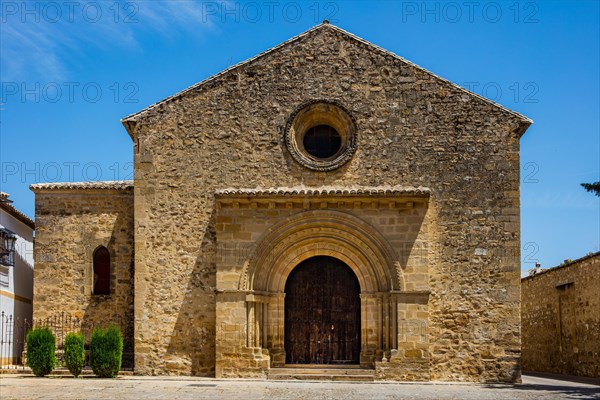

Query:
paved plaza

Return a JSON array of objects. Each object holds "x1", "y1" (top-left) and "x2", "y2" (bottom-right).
[{"x1": 1, "y1": 374, "x2": 598, "y2": 400}]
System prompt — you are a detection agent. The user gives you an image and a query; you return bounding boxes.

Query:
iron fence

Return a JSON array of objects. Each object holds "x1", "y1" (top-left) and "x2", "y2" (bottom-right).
[
  {"x1": 0, "y1": 311, "x2": 133, "y2": 370},
  {"x1": 0, "y1": 311, "x2": 29, "y2": 369}
]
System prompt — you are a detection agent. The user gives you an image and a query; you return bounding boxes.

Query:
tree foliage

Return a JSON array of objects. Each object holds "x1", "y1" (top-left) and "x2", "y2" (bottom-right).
[
  {"x1": 64, "y1": 332, "x2": 85, "y2": 377},
  {"x1": 581, "y1": 181, "x2": 600, "y2": 197},
  {"x1": 26, "y1": 328, "x2": 57, "y2": 377},
  {"x1": 90, "y1": 326, "x2": 123, "y2": 378}
]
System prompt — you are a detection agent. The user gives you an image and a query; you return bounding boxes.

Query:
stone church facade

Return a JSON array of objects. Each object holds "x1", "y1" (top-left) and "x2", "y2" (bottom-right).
[{"x1": 31, "y1": 23, "x2": 531, "y2": 382}]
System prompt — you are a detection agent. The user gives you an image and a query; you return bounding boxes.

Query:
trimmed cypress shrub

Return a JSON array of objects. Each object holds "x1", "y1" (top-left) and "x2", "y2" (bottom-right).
[
  {"x1": 26, "y1": 328, "x2": 57, "y2": 377},
  {"x1": 90, "y1": 326, "x2": 123, "y2": 378},
  {"x1": 64, "y1": 332, "x2": 85, "y2": 377}
]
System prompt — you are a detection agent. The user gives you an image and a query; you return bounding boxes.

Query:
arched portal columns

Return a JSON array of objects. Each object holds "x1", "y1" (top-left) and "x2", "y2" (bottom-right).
[{"x1": 213, "y1": 188, "x2": 431, "y2": 379}]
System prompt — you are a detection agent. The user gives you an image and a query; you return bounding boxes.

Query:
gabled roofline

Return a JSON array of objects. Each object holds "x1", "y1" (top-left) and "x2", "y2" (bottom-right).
[
  {"x1": 121, "y1": 23, "x2": 327, "y2": 135},
  {"x1": 121, "y1": 22, "x2": 532, "y2": 138},
  {"x1": 329, "y1": 24, "x2": 532, "y2": 129},
  {"x1": 0, "y1": 197, "x2": 35, "y2": 230}
]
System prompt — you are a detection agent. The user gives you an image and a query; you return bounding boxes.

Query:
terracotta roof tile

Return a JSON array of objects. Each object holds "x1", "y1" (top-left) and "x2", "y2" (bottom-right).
[
  {"x1": 0, "y1": 197, "x2": 35, "y2": 229},
  {"x1": 30, "y1": 180, "x2": 133, "y2": 192},
  {"x1": 215, "y1": 186, "x2": 430, "y2": 197}
]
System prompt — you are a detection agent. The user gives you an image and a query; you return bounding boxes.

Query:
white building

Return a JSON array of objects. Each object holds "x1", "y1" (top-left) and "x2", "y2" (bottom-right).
[{"x1": 0, "y1": 192, "x2": 34, "y2": 365}]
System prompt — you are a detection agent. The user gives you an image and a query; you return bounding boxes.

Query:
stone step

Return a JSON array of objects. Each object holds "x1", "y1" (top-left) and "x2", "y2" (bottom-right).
[
  {"x1": 268, "y1": 366, "x2": 375, "y2": 382},
  {"x1": 268, "y1": 373, "x2": 375, "y2": 382},
  {"x1": 270, "y1": 368, "x2": 373, "y2": 375},
  {"x1": 278, "y1": 364, "x2": 367, "y2": 369}
]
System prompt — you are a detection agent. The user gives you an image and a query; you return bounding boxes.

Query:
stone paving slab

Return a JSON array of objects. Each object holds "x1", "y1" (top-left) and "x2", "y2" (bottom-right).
[{"x1": 0, "y1": 374, "x2": 598, "y2": 400}]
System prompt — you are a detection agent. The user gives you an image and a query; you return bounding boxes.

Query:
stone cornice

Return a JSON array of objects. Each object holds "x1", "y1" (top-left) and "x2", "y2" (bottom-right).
[
  {"x1": 215, "y1": 185, "x2": 430, "y2": 196},
  {"x1": 215, "y1": 186, "x2": 429, "y2": 210}
]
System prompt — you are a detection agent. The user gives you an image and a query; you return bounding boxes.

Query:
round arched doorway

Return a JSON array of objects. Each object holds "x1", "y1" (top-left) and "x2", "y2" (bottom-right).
[{"x1": 284, "y1": 256, "x2": 361, "y2": 364}]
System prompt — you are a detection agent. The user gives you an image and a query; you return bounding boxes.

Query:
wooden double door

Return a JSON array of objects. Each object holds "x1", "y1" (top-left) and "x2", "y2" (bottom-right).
[{"x1": 284, "y1": 256, "x2": 360, "y2": 364}]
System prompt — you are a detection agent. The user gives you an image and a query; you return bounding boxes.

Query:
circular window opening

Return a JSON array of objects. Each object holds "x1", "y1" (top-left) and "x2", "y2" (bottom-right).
[
  {"x1": 303, "y1": 125, "x2": 342, "y2": 159},
  {"x1": 285, "y1": 100, "x2": 357, "y2": 171}
]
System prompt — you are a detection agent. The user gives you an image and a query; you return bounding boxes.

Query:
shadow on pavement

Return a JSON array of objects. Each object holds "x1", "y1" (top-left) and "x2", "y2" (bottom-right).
[
  {"x1": 524, "y1": 371, "x2": 600, "y2": 387},
  {"x1": 482, "y1": 383, "x2": 600, "y2": 400}
]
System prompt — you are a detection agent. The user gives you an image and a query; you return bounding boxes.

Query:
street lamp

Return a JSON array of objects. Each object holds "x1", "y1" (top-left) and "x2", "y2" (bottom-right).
[{"x1": 0, "y1": 228, "x2": 17, "y2": 267}]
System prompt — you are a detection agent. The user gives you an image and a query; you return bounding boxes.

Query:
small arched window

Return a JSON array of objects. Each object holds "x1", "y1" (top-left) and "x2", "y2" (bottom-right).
[{"x1": 93, "y1": 246, "x2": 110, "y2": 295}]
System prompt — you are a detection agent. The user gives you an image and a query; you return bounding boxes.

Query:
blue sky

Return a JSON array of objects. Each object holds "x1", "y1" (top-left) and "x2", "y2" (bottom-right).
[{"x1": 1, "y1": 1, "x2": 598, "y2": 274}]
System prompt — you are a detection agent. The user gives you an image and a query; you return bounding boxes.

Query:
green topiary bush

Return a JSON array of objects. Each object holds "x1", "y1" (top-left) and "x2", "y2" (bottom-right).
[
  {"x1": 90, "y1": 326, "x2": 123, "y2": 378},
  {"x1": 64, "y1": 332, "x2": 85, "y2": 377},
  {"x1": 26, "y1": 328, "x2": 57, "y2": 377}
]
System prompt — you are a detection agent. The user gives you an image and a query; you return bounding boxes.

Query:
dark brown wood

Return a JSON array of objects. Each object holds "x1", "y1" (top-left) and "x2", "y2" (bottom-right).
[
  {"x1": 93, "y1": 246, "x2": 111, "y2": 295},
  {"x1": 285, "y1": 256, "x2": 360, "y2": 364}
]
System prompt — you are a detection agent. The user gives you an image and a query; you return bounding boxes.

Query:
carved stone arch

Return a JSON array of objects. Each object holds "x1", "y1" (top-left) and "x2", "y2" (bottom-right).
[
  {"x1": 244, "y1": 210, "x2": 399, "y2": 293},
  {"x1": 267, "y1": 239, "x2": 373, "y2": 292}
]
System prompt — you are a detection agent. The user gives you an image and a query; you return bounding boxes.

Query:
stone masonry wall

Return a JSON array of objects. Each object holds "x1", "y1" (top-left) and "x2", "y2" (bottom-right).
[
  {"x1": 124, "y1": 24, "x2": 529, "y2": 381},
  {"x1": 32, "y1": 187, "x2": 134, "y2": 365},
  {"x1": 214, "y1": 192, "x2": 431, "y2": 379},
  {"x1": 521, "y1": 253, "x2": 600, "y2": 378}
]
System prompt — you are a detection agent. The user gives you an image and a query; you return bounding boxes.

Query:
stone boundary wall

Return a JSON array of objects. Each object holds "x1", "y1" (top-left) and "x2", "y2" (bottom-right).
[{"x1": 521, "y1": 252, "x2": 600, "y2": 377}]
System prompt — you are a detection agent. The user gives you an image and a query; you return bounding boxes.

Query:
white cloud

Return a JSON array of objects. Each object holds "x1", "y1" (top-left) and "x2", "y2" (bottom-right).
[{"x1": 0, "y1": 1, "x2": 217, "y2": 82}]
